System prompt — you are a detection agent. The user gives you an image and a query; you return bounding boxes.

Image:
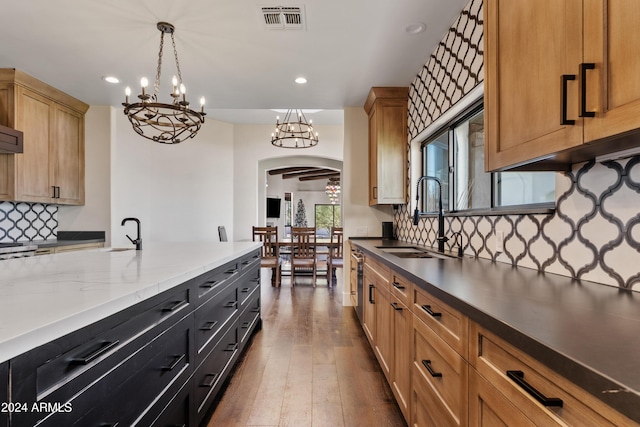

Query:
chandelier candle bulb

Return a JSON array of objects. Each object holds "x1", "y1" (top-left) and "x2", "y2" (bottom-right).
[
  {"x1": 200, "y1": 97, "x2": 205, "y2": 113},
  {"x1": 172, "y1": 75, "x2": 178, "y2": 91},
  {"x1": 140, "y1": 77, "x2": 148, "y2": 96},
  {"x1": 125, "y1": 86, "x2": 131, "y2": 103}
]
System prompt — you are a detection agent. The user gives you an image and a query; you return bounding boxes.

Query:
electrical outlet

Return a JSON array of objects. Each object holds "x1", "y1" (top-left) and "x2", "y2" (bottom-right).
[{"x1": 495, "y1": 230, "x2": 504, "y2": 253}]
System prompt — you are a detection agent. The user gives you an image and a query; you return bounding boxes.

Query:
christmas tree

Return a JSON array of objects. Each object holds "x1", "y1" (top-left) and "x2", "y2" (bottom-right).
[{"x1": 294, "y1": 199, "x2": 308, "y2": 227}]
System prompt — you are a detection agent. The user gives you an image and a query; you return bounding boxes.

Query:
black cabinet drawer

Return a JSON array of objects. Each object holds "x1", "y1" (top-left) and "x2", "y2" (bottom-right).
[
  {"x1": 238, "y1": 265, "x2": 260, "y2": 308},
  {"x1": 194, "y1": 260, "x2": 241, "y2": 303},
  {"x1": 195, "y1": 281, "x2": 238, "y2": 363},
  {"x1": 35, "y1": 313, "x2": 193, "y2": 427},
  {"x1": 148, "y1": 378, "x2": 192, "y2": 427},
  {"x1": 239, "y1": 249, "x2": 261, "y2": 272},
  {"x1": 195, "y1": 324, "x2": 239, "y2": 425},
  {"x1": 239, "y1": 292, "x2": 260, "y2": 350},
  {"x1": 11, "y1": 285, "x2": 192, "y2": 427},
  {"x1": 0, "y1": 362, "x2": 7, "y2": 427}
]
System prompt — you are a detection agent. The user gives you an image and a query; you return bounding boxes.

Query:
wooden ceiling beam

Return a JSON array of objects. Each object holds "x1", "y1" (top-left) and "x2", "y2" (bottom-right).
[
  {"x1": 298, "y1": 172, "x2": 340, "y2": 181},
  {"x1": 282, "y1": 168, "x2": 333, "y2": 179}
]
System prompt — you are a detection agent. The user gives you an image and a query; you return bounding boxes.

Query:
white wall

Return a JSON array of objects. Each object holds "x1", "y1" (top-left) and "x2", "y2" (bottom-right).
[
  {"x1": 110, "y1": 111, "x2": 235, "y2": 247},
  {"x1": 57, "y1": 106, "x2": 113, "y2": 245}
]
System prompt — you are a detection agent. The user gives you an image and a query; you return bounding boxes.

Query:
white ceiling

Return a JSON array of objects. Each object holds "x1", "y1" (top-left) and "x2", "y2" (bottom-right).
[{"x1": 1, "y1": 0, "x2": 469, "y2": 124}]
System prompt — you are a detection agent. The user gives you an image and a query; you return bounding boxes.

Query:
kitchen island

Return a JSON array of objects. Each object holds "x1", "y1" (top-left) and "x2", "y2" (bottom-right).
[
  {"x1": 0, "y1": 241, "x2": 262, "y2": 427},
  {"x1": 352, "y1": 239, "x2": 640, "y2": 426}
]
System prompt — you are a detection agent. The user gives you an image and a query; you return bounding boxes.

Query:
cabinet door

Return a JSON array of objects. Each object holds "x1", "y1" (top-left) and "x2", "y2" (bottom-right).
[
  {"x1": 52, "y1": 104, "x2": 84, "y2": 205},
  {"x1": 484, "y1": 0, "x2": 584, "y2": 171},
  {"x1": 391, "y1": 299, "x2": 411, "y2": 422},
  {"x1": 362, "y1": 277, "x2": 376, "y2": 344},
  {"x1": 583, "y1": 0, "x2": 640, "y2": 143},
  {"x1": 469, "y1": 368, "x2": 537, "y2": 427},
  {"x1": 374, "y1": 286, "x2": 393, "y2": 379},
  {"x1": 15, "y1": 87, "x2": 54, "y2": 202},
  {"x1": 369, "y1": 107, "x2": 379, "y2": 205}
]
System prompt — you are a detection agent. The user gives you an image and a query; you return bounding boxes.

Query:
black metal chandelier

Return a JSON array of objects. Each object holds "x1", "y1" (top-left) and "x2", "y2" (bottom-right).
[
  {"x1": 122, "y1": 22, "x2": 205, "y2": 144},
  {"x1": 271, "y1": 109, "x2": 318, "y2": 148}
]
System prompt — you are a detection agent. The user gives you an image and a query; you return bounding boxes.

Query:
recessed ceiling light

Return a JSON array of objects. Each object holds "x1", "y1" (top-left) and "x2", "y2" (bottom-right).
[
  {"x1": 295, "y1": 77, "x2": 307, "y2": 84},
  {"x1": 405, "y1": 22, "x2": 426, "y2": 35},
  {"x1": 103, "y1": 76, "x2": 120, "y2": 84}
]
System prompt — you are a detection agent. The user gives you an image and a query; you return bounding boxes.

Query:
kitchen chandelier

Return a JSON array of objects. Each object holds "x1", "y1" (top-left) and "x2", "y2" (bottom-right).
[
  {"x1": 271, "y1": 109, "x2": 318, "y2": 148},
  {"x1": 122, "y1": 22, "x2": 205, "y2": 144},
  {"x1": 325, "y1": 177, "x2": 340, "y2": 204}
]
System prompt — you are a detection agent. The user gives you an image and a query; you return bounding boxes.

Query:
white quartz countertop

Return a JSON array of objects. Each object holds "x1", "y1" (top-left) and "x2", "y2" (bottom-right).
[{"x1": 0, "y1": 241, "x2": 261, "y2": 363}]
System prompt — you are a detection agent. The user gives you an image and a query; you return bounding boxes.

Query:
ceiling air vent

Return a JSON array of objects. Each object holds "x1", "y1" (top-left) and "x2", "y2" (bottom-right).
[{"x1": 260, "y1": 6, "x2": 306, "y2": 30}]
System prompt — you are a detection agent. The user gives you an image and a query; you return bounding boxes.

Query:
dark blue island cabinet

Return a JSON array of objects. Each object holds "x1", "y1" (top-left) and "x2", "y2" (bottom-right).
[
  {"x1": 0, "y1": 361, "x2": 7, "y2": 427},
  {"x1": 6, "y1": 249, "x2": 261, "y2": 427}
]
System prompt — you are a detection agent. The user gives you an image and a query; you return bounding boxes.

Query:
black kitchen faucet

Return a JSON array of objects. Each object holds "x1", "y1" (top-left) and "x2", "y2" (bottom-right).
[{"x1": 121, "y1": 217, "x2": 142, "y2": 250}]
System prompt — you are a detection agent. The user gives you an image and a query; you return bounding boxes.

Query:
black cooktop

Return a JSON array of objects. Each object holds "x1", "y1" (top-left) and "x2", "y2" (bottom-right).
[{"x1": 0, "y1": 242, "x2": 23, "y2": 248}]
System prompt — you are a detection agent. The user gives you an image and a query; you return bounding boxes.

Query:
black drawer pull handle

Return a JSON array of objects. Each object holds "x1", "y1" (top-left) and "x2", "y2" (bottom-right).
[
  {"x1": 251, "y1": 308, "x2": 260, "y2": 313},
  {"x1": 225, "y1": 268, "x2": 238, "y2": 275},
  {"x1": 224, "y1": 301, "x2": 237, "y2": 308},
  {"x1": 72, "y1": 340, "x2": 120, "y2": 365},
  {"x1": 561, "y1": 74, "x2": 576, "y2": 125},
  {"x1": 200, "y1": 321, "x2": 219, "y2": 331},
  {"x1": 390, "y1": 302, "x2": 403, "y2": 311},
  {"x1": 369, "y1": 284, "x2": 375, "y2": 304},
  {"x1": 162, "y1": 354, "x2": 186, "y2": 371},
  {"x1": 101, "y1": 423, "x2": 119, "y2": 427},
  {"x1": 200, "y1": 373, "x2": 220, "y2": 388},
  {"x1": 579, "y1": 63, "x2": 596, "y2": 118},
  {"x1": 162, "y1": 301, "x2": 188, "y2": 313},
  {"x1": 241, "y1": 321, "x2": 251, "y2": 328},
  {"x1": 241, "y1": 287, "x2": 251, "y2": 293},
  {"x1": 392, "y1": 281, "x2": 405, "y2": 290},
  {"x1": 200, "y1": 280, "x2": 218, "y2": 289},
  {"x1": 242, "y1": 260, "x2": 250, "y2": 265},
  {"x1": 250, "y1": 277, "x2": 260, "y2": 283},
  {"x1": 421, "y1": 304, "x2": 442, "y2": 318},
  {"x1": 224, "y1": 343, "x2": 238, "y2": 352},
  {"x1": 422, "y1": 360, "x2": 442, "y2": 378},
  {"x1": 507, "y1": 370, "x2": 563, "y2": 407}
]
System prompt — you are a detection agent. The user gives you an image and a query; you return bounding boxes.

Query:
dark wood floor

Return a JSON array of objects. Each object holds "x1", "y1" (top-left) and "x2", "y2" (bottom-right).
[{"x1": 206, "y1": 269, "x2": 407, "y2": 427}]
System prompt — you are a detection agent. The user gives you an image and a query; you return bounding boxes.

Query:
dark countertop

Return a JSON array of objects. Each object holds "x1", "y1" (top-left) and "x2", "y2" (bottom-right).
[{"x1": 351, "y1": 238, "x2": 640, "y2": 423}]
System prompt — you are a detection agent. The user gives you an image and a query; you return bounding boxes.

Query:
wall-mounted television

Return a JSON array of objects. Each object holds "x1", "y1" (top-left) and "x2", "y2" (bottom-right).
[{"x1": 266, "y1": 197, "x2": 281, "y2": 218}]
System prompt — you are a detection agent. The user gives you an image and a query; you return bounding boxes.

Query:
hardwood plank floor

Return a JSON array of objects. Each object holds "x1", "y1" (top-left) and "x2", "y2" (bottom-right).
[{"x1": 206, "y1": 269, "x2": 407, "y2": 427}]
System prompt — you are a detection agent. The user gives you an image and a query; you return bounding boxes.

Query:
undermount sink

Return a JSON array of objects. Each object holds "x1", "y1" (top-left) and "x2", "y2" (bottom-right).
[
  {"x1": 375, "y1": 246, "x2": 456, "y2": 260},
  {"x1": 107, "y1": 247, "x2": 135, "y2": 252}
]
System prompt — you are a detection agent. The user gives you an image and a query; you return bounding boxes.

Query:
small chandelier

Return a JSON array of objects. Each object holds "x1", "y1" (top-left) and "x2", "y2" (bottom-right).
[
  {"x1": 271, "y1": 109, "x2": 319, "y2": 148},
  {"x1": 325, "y1": 177, "x2": 341, "y2": 204},
  {"x1": 122, "y1": 22, "x2": 206, "y2": 144}
]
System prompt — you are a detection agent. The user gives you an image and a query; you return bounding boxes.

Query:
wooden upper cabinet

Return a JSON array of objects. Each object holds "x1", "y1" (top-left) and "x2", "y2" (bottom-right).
[
  {"x1": 364, "y1": 87, "x2": 408, "y2": 205},
  {"x1": 583, "y1": 0, "x2": 640, "y2": 143},
  {"x1": 0, "y1": 69, "x2": 88, "y2": 205},
  {"x1": 485, "y1": 0, "x2": 640, "y2": 172}
]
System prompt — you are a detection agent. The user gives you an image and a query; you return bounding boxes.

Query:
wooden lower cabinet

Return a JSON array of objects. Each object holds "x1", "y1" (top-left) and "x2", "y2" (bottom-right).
[
  {"x1": 468, "y1": 368, "x2": 536, "y2": 427},
  {"x1": 412, "y1": 315, "x2": 468, "y2": 427},
  {"x1": 391, "y1": 297, "x2": 411, "y2": 421},
  {"x1": 374, "y1": 284, "x2": 393, "y2": 379}
]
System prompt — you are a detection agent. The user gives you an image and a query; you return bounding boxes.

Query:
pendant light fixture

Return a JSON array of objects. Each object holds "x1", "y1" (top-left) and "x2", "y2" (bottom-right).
[
  {"x1": 122, "y1": 22, "x2": 206, "y2": 144},
  {"x1": 325, "y1": 177, "x2": 340, "y2": 204},
  {"x1": 271, "y1": 109, "x2": 318, "y2": 148}
]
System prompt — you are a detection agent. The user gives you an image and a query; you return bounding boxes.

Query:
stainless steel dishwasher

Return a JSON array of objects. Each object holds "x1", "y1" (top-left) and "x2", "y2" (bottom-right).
[{"x1": 351, "y1": 248, "x2": 364, "y2": 323}]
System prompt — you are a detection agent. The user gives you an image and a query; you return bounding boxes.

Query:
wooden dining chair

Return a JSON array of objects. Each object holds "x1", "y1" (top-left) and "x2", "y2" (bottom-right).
[
  {"x1": 290, "y1": 227, "x2": 317, "y2": 287},
  {"x1": 252, "y1": 226, "x2": 281, "y2": 287},
  {"x1": 327, "y1": 227, "x2": 344, "y2": 285}
]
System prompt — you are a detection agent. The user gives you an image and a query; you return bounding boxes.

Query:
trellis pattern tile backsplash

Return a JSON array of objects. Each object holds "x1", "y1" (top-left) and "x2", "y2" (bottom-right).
[
  {"x1": 0, "y1": 202, "x2": 58, "y2": 242},
  {"x1": 395, "y1": 156, "x2": 640, "y2": 290}
]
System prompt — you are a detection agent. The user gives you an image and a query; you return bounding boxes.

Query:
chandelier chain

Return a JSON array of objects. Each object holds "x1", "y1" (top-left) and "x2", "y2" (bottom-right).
[
  {"x1": 153, "y1": 31, "x2": 165, "y2": 100},
  {"x1": 170, "y1": 33, "x2": 184, "y2": 86}
]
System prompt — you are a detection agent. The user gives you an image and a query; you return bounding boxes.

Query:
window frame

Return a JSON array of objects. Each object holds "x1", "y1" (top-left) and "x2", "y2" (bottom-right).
[{"x1": 420, "y1": 101, "x2": 556, "y2": 216}]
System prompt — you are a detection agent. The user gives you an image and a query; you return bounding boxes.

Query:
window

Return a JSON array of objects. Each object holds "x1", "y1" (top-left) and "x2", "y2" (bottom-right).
[
  {"x1": 421, "y1": 103, "x2": 555, "y2": 213},
  {"x1": 314, "y1": 204, "x2": 341, "y2": 237}
]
